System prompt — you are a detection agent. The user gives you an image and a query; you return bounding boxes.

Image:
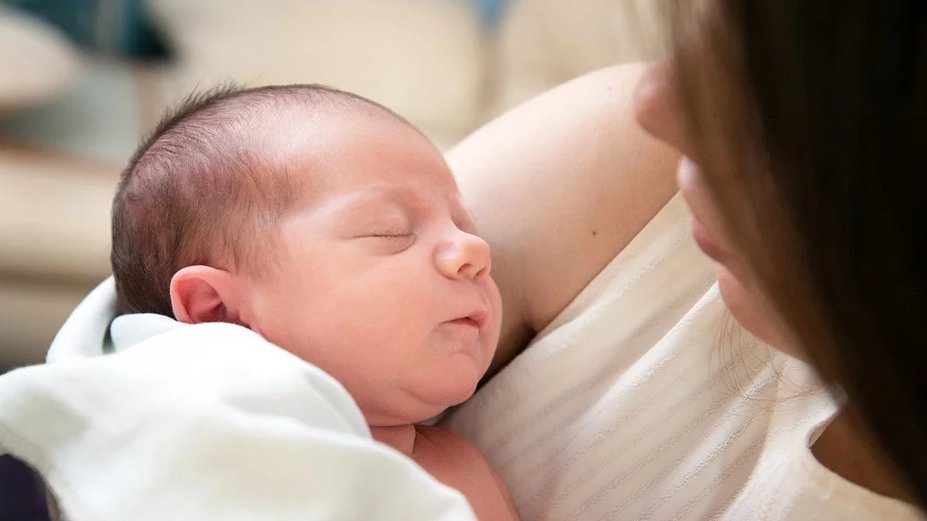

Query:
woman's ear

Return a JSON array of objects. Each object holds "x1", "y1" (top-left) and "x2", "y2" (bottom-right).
[{"x1": 170, "y1": 266, "x2": 248, "y2": 325}]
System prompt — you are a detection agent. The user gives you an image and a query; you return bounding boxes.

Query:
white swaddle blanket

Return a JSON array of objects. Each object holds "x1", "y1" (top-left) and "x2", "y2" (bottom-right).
[
  {"x1": 444, "y1": 194, "x2": 923, "y2": 521},
  {"x1": 0, "y1": 280, "x2": 476, "y2": 521}
]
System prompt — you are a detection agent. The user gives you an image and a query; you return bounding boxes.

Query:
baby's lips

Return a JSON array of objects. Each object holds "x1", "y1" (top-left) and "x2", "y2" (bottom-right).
[
  {"x1": 466, "y1": 308, "x2": 490, "y2": 326},
  {"x1": 444, "y1": 307, "x2": 489, "y2": 329}
]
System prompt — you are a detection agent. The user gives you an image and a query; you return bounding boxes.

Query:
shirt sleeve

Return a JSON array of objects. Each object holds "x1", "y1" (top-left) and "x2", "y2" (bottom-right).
[{"x1": 0, "y1": 323, "x2": 477, "y2": 521}]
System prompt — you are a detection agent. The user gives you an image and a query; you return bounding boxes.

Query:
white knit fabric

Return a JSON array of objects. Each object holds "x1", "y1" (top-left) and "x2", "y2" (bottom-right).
[{"x1": 445, "y1": 194, "x2": 925, "y2": 521}]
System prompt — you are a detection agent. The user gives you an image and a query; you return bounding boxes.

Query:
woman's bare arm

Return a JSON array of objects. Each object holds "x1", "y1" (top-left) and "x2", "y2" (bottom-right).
[{"x1": 448, "y1": 64, "x2": 679, "y2": 371}]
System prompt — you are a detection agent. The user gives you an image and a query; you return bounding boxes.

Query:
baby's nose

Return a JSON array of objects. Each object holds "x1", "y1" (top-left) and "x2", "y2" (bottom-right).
[{"x1": 435, "y1": 231, "x2": 492, "y2": 280}]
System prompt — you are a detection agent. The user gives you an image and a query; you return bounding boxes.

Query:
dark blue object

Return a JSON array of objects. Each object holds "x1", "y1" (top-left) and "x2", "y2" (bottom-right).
[
  {"x1": 9, "y1": 0, "x2": 169, "y2": 58},
  {"x1": 0, "y1": 454, "x2": 51, "y2": 521},
  {"x1": 468, "y1": 0, "x2": 511, "y2": 28}
]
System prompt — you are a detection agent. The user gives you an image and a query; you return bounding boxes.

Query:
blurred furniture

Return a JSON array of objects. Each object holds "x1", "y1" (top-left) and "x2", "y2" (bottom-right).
[{"x1": 0, "y1": 0, "x2": 664, "y2": 369}]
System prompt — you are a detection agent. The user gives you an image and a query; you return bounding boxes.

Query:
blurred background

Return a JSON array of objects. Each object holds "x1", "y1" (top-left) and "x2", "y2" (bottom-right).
[{"x1": 0, "y1": 0, "x2": 664, "y2": 370}]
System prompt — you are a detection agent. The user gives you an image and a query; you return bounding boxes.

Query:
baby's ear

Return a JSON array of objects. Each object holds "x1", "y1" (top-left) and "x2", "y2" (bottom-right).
[{"x1": 170, "y1": 266, "x2": 247, "y2": 325}]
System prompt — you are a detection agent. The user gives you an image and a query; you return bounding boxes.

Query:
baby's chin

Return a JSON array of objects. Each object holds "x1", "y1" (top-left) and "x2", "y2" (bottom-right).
[
  {"x1": 364, "y1": 376, "x2": 481, "y2": 426},
  {"x1": 364, "y1": 403, "x2": 454, "y2": 427}
]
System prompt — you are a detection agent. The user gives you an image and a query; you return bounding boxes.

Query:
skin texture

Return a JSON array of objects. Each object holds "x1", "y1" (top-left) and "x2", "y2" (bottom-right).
[
  {"x1": 244, "y1": 110, "x2": 502, "y2": 427},
  {"x1": 413, "y1": 426, "x2": 520, "y2": 521},
  {"x1": 169, "y1": 106, "x2": 516, "y2": 520},
  {"x1": 172, "y1": 108, "x2": 502, "y2": 426}
]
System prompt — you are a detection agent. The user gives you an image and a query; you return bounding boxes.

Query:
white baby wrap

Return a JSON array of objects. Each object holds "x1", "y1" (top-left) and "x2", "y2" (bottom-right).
[{"x1": 0, "y1": 280, "x2": 476, "y2": 520}]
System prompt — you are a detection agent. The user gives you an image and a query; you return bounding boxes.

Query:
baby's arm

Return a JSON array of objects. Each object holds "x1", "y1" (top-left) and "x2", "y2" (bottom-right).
[{"x1": 413, "y1": 425, "x2": 520, "y2": 521}]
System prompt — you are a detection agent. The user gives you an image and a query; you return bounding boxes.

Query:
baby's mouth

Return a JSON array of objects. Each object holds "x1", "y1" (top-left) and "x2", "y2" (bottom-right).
[{"x1": 447, "y1": 317, "x2": 480, "y2": 329}]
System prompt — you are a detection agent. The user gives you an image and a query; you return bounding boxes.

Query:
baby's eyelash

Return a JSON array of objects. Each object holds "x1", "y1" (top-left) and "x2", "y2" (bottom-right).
[
  {"x1": 369, "y1": 233, "x2": 411, "y2": 239},
  {"x1": 364, "y1": 233, "x2": 415, "y2": 251}
]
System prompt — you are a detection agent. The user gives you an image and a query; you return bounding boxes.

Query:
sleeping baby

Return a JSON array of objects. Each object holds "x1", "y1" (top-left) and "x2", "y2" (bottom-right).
[{"x1": 109, "y1": 84, "x2": 518, "y2": 521}]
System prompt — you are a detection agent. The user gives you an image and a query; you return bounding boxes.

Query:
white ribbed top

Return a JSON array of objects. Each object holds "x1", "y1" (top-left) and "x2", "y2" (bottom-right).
[{"x1": 445, "y1": 195, "x2": 924, "y2": 521}]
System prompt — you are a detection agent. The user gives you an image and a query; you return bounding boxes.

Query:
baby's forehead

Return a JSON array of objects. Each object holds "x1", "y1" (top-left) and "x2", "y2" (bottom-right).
[
  {"x1": 258, "y1": 109, "x2": 451, "y2": 181},
  {"x1": 254, "y1": 100, "x2": 402, "y2": 138},
  {"x1": 247, "y1": 105, "x2": 404, "y2": 171}
]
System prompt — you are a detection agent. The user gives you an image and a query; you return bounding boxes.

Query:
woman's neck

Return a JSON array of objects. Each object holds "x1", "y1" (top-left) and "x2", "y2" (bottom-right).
[
  {"x1": 812, "y1": 410, "x2": 914, "y2": 502},
  {"x1": 369, "y1": 424, "x2": 417, "y2": 456}
]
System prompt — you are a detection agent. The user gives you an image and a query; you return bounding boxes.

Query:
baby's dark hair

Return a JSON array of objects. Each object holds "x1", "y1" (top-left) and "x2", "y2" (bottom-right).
[{"x1": 111, "y1": 83, "x2": 410, "y2": 317}]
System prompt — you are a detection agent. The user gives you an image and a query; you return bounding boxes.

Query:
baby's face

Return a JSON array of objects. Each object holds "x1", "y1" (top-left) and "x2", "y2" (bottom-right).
[{"x1": 242, "y1": 109, "x2": 502, "y2": 426}]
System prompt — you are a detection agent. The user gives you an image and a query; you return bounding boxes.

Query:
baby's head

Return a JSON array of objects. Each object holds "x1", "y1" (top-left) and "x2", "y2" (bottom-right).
[{"x1": 112, "y1": 85, "x2": 502, "y2": 425}]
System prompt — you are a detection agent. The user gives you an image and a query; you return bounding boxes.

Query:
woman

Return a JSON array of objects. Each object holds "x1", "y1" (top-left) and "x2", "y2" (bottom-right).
[
  {"x1": 644, "y1": 0, "x2": 927, "y2": 508},
  {"x1": 445, "y1": 1, "x2": 925, "y2": 520}
]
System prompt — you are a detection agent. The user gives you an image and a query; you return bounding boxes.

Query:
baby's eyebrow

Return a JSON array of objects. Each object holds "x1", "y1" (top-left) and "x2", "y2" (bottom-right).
[
  {"x1": 327, "y1": 184, "x2": 462, "y2": 223},
  {"x1": 325, "y1": 189, "x2": 410, "y2": 222},
  {"x1": 349, "y1": 191, "x2": 402, "y2": 209}
]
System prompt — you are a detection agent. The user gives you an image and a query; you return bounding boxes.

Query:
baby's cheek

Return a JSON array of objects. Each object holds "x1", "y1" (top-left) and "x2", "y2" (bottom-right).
[{"x1": 488, "y1": 284, "x2": 504, "y2": 341}]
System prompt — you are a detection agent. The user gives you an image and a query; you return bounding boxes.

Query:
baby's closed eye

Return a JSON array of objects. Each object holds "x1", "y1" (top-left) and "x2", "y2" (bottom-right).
[
  {"x1": 355, "y1": 226, "x2": 416, "y2": 252},
  {"x1": 358, "y1": 224, "x2": 412, "y2": 239},
  {"x1": 366, "y1": 232, "x2": 412, "y2": 240}
]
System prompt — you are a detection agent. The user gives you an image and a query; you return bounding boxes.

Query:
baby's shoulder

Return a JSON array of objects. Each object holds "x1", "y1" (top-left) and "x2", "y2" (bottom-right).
[
  {"x1": 413, "y1": 424, "x2": 496, "y2": 494},
  {"x1": 413, "y1": 425, "x2": 484, "y2": 463},
  {"x1": 413, "y1": 425, "x2": 520, "y2": 520}
]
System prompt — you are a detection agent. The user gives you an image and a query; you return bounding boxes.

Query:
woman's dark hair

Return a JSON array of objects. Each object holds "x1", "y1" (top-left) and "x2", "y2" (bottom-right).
[{"x1": 670, "y1": 1, "x2": 926, "y2": 506}]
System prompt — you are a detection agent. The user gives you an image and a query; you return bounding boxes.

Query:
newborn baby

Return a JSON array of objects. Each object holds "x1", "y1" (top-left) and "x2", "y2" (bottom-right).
[{"x1": 110, "y1": 84, "x2": 518, "y2": 520}]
